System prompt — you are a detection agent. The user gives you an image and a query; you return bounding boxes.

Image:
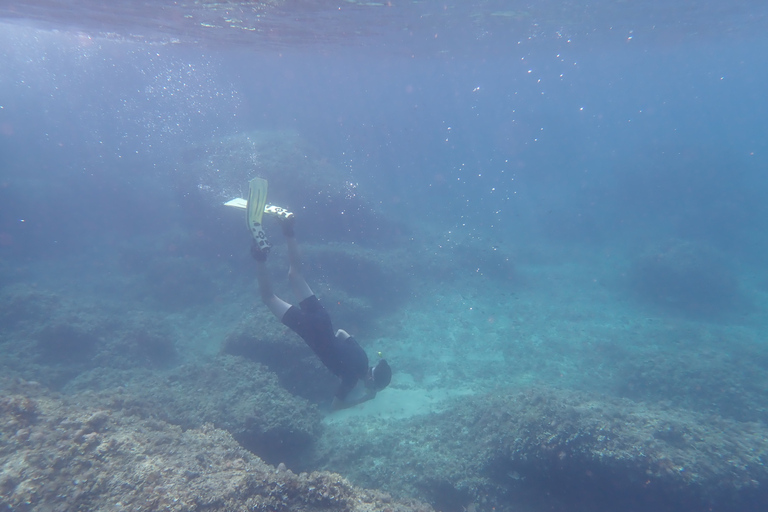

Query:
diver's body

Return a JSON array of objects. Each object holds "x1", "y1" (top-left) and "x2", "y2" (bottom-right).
[{"x1": 252, "y1": 214, "x2": 391, "y2": 410}]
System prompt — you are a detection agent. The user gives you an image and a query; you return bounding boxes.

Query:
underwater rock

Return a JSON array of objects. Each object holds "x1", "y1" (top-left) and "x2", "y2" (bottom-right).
[
  {"x1": 0, "y1": 285, "x2": 181, "y2": 386},
  {"x1": 0, "y1": 378, "x2": 433, "y2": 512},
  {"x1": 306, "y1": 244, "x2": 411, "y2": 316},
  {"x1": 0, "y1": 284, "x2": 110, "y2": 388},
  {"x1": 316, "y1": 387, "x2": 768, "y2": 512},
  {"x1": 222, "y1": 311, "x2": 339, "y2": 403},
  {"x1": 0, "y1": 284, "x2": 61, "y2": 334},
  {"x1": 629, "y1": 240, "x2": 745, "y2": 318},
  {"x1": 108, "y1": 324, "x2": 177, "y2": 368},
  {"x1": 63, "y1": 355, "x2": 323, "y2": 468},
  {"x1": 142, "y1": 254, "x2": 218, "y2": 310},
  {"x1": 175, "y1": 130, "x2": 407, "y2": 248},
  {"x1": 35, "y1": 322, "x2": 100, "y2": 363},
  {"x1": 616, "y1": 341, "x2": 768, "y2": 424}
]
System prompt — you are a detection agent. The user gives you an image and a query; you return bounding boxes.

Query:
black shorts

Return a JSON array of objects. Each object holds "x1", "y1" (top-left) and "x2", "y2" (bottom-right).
[{"x1": 281, "y1": 295, "x2": 334, "y2": 352}]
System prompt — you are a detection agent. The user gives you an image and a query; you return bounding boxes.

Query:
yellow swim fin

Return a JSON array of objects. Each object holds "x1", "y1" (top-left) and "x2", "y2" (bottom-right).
[{"x1": 247, "y1": 177, "x2": 270, "y2": 252}]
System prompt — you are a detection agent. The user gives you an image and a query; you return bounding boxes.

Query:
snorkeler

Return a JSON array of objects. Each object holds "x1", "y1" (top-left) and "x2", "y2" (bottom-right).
[{"x1": 231, "y1": 178, "x2": 391, "y2": 410}]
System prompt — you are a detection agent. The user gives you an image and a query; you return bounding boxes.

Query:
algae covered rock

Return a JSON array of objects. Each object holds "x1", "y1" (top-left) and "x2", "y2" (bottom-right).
[
  {"x1": 316, "y1": 387, "x2": 768, "y2": 512},
  {"x1": 0, "y1": 284, "x2": 181, "y2": 387},
  {"x1": 63, "y1": 355, "x2": 322, "y2": 468},
  {"x1": 0, "y1": 378, "x2": 433, "y2": 512}
]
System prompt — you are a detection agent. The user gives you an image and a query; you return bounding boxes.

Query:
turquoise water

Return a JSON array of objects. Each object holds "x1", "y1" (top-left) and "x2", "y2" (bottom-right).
[{"x1": 2, "y1": 2, "x2": 768, "y2": 511}]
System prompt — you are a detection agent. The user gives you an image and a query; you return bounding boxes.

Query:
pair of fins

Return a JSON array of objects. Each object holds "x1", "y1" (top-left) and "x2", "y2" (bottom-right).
[{"x1": 224, "y1": 177, "x2": 293, "y2": 251}]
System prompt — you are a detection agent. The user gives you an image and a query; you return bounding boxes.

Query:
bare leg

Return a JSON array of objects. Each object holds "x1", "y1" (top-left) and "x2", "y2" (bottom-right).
[
  {"x1": 286, "y1": 235, "x2": 314, "y2": 303},
  {"x1": 255, "y1": 259, "x2": 292, "y2": 320}
]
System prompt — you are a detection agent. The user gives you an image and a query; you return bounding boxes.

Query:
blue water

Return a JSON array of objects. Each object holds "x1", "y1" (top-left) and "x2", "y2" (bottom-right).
[{"x1": 2, "y1": 1, "x2": 768, "y2": 510}]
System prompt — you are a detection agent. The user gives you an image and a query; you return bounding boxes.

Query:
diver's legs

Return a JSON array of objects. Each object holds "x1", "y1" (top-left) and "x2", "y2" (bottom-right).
[
  {"x1": 286, "y1": 234, "x2": 314, "y2": 303},
  {"x1": 255, "y1": 258, "x2": 292, "y2": 320}
]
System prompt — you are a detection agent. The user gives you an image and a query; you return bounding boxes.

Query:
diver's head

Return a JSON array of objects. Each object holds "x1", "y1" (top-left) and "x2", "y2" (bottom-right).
[{"x1": 369, "y1": 359, "x2": 392, "y2": 391}]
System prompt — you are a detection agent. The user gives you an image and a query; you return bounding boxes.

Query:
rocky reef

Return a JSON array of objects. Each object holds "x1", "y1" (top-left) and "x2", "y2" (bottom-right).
[
  {"x1": 0, "y1": 378, "x2": 433, "y2": 512},
  {"x1": 628, "y1": 239, "x2": 745, "y2": 319},
  {"x1": 316, "y1": 387, "x2": 768, "y2": 512},
  {"x1": 0, "y1": 284, "x2": 180, "y2": 387},
  {"x1": 3, "y1": 129, "x2": 768, "y2": 512},
  {"x1": 62, "y1": 355, "x2": 323, "y2": 468},
  {"x1": 0, "y1": 283, "x2": 325, "y2": 468}
]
